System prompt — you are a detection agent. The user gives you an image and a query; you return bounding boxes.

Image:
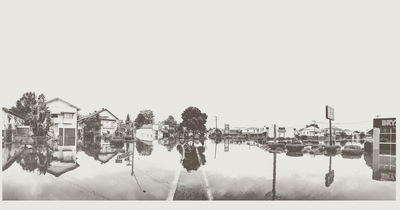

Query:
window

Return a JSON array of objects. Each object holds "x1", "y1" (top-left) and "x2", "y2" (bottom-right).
[
  {"x1": 51, "y1": 114, "x2": 58, "y2": 118},
  {"x1": 64, "y1": 113, "x2": 73, "y2": 119}
]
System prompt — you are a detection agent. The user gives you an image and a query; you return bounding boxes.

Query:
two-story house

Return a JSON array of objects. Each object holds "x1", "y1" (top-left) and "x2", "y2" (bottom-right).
[
  {"x1": 46, "y1": 98, "x2": 80, "y2": 156},
  {"x1": 78, "y1": 108, "x2": 119, "y2": 137},
  {"x1": 136, "y1": 124, "x2": 163, "y2": 141}
]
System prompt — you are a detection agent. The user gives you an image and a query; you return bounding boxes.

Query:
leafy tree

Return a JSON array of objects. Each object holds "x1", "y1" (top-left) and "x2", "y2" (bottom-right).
[
  {"x1": 10, "y1": 92, "x2": 52, "y2": 136},
  {"x1": 339, "y1": 131, "x2": 347, "y2": 139},
  {"x1": 162, "y1": 115, "x2": 178, "y2": 132},
  {"x1": 360, "y1": 131, "x2": 366, "y2": 140},
  {"x1": 136, "y1": 140, "x2": 154, "y2": 156},
  {"x1": 125, "y1": 114, "x2": 131, "y2": 124},
  {"x1": 140, "y1": 110, "x2": 154, "y2": 124},
  {"x1": 180, "y1": 106, "x2": 208, "y2": 139},
  {"x1": 9, "y1": 92, "x2": 37, "y2": 119},
  {"x1": 82, "y1": 114, "x2": 102, "y2": 141},
  {"x1": 134, "y1": 113, "x2": 146, "y2": 129}
]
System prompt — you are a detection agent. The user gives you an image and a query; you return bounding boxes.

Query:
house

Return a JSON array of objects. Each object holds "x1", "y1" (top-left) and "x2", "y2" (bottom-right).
[
  {"x1": 46, "y1": 98, "x2": 80, "y2": 156},
  {"x1": 2, "y1": 107, "x2": 26, "y2": 142},
  {"x1": 299, "y1": 125, "x2": 323, "y2": 137},
  {"x1": 78, "y1": 108, "x2": 119, "y2": 137},
  {"x1": 136, "y1": 124, "x2": 163, "y2": 141}
]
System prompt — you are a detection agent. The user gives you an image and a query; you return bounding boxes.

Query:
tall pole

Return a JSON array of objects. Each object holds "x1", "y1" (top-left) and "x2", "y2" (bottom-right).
[
  {"x1": 329, "y1": 119, "x2": 332, "y2": 146},
  {"x1": 214, "y1": 116, "x2": 218, "y2": 159}
]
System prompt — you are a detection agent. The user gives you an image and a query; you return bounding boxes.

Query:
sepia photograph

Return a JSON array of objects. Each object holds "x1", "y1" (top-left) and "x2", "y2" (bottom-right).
[{"x1": 1, "y1": 0, "x2": 398, "y2": 207}]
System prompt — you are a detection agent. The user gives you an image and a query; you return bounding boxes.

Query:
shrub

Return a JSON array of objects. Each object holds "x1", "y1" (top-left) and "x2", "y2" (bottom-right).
[
  {"x1": 342, "y1": 149, "x2": 364, "y2": 156},
  {"x1": 268, "y1": 142, "x2": 285, "y2": 150},
  {"x1": 325, "y1": 145, "x2": 341, "y2": 153},
  {"x1": 359, "y1": 140, "x2": 365, "y2": 144},
  {"x1": 292, "y1": 140, "x2": 303, "y2": 145},
  {"x1": 309, "y1": 140, "x2": 319, "y2": 145},
  {"x1": 344, "y1": 145, "x2": 362, "y2": 150},
  {"x1": 286, "y1": 144, "x2": 305, "y2": 152},
  {"x1": 286, "y1": 151, "x2": 303, "y2": 157},
  {"x1": 364, "y1": 142, "x2": 373, "y2": 153},
  {"x1": 302, "y1": 147, "x2": 311, "y2": 153},
  {"x1": 278, "y1": 140, "x2": 287, "y2": 145},
  {"x1": 302, "y1": 140, "x2": 309, "y2": 144}
]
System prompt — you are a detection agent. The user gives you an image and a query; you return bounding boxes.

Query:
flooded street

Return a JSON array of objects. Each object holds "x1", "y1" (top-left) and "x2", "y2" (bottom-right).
[{"x1": 2, "y1": 139, "x2": 396, "y2": 200}]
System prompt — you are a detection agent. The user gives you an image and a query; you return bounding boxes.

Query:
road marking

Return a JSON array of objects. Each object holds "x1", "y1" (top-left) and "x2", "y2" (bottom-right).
[
  {"x1": 166, "y1": 166, "x2": 181, "y2": 201},
  {"x1": 196, "y1": 147, "x2": 213, "y2": 201}
]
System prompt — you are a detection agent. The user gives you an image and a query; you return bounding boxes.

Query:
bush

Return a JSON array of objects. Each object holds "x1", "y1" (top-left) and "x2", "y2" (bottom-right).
[
  {"x1": 342, "y1": 149, "x2": 364, "y2": 156},
  {"x1": 302, "y1": 147, "x2": 311, "y2": 153},
  {"x1": 359, "y1": 140, "x2": 365, "y2": 144},
  {"x1": 286, "y1": 151, "x2": 303, "y2": 157},
  {"x1": 344, "y1": 145, "x2": 362, "y2": 150},
  {"x1": 309, "y1": 140, "x2": 319, "y2": 145},
  {"x1": 302, "y1": 140, "x2": 309, "y2": 144},
  {"x1": 268, "y1": 142, "x2": 285, "y2": 150},
  {"x1": 292, "y1": 140, "x2": 303, "y2": 144},
  {"x1": 278, "y1": 140, "x2": 287, "y2": 145},
  {"x1": 364, "y1": 142, "x2": 373, "y2": 153},
  {"x1": 325, "y1": 145, "x2": 341, "y2": 153},
  {"x1": 286, "y1": 144, "x2": 305, "y2": 152}
]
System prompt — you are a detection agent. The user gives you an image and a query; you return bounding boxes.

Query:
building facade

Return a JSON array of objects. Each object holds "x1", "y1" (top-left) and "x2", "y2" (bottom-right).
[
  {"x1": 2, "y1": 107, "x2": 25, "y2": 142},
  {"x1": 46, "y1": 98, "x2": 80, "y2": 153}
]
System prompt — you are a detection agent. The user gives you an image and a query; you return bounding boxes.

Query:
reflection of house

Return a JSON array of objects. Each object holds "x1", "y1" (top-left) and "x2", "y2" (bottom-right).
[
  {"x1": 46, "y1": 98, "x2": 80, "y2": 153},
  {"x1": 48, "y1": 149, "x2": 79, "y2": 177},
  {"x1": 78, "y1": 108, "x2": 119, "y2": 136},
  {"x1": 136, "y1": 124, "x2": 163, "y2": 141},
  {"x1": 2, "y1": 107, "x2": 26, "y2": 142}
]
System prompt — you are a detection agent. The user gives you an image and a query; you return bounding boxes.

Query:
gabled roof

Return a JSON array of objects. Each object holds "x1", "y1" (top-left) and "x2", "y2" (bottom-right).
[
  {"x1": 2, "y1": 107, "x2": 25, "y2": 120},
  {"x1": 46, "y1": 98, "x2": 80, "y2": 111},
  {"x1": 78, "y1": 108, "x2": 119, "y2": 122}
]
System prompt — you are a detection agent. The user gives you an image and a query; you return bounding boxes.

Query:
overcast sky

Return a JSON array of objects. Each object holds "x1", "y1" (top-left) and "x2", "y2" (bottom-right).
[{"x1": 1, "y1": 1, "x2": 398, "y2": 132}]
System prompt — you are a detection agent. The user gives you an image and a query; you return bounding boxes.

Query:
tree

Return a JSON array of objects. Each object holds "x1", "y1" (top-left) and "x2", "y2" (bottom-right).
[
  {"x1": 125, "y1": 114, "x2": 131, "y2": 124},
  {"x1": 82, "y1": 114, "x2": 102, "y2": 141},
  {"x1": 180, "y1": 106, "x2": 208, "y2": 138},
  {"x1": 136, "y1": 141, "x2": 154, "y2": 156},
  {"x1": 134, "y1": 113, "x2": 146, "y2": 129},
  {"x1": 339, "y1": 131, "x2": 347, "y2": 140},
  {"x1": 360, "y1": 131, "x2": 366, "y2": 140},
  {"x1": 162, "y1": 115, "x2": 178, "y2": 132},
  {"x1": 140, "y1": 110, "x2": 155, "y2": 124},
  {"x1": 10, "y1": 92, "x2": 52, "y2": 136}
]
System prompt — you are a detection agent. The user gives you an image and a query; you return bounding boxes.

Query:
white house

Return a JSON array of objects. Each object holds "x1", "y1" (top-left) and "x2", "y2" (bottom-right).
[
  {"x1": 136, "y1": 124, "x2": 163, "y2": 141},
  {"x1": 268, "y1": 125, "x2": 295, "y2": 139},
  {"x1": 78, "y1": 108, "x2": 119, "y2": 137},
  {"x1": 299, "y1": 125, "x2": 323, "y2": 137},
  {"x1": 2, "y1": 107, "x2": 26, "y2": 142},
  {"x1": 46, "y1": 98, "x2": 80, "y2": 159}
]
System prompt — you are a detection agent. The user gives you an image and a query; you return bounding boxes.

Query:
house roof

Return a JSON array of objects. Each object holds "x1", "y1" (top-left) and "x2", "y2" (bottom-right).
[
  {"x1": 2, "y1": 107, "x2": 25, "y2": 120},
  {"x1": 46, "y1": 98, "x2": 81, "y2": 111},
  {"x1": 78, "y1": 108, "x2": 119, "y2": 122},
  {"x1": 139, "y1": 124, "x2": 153, "y2": 129}
]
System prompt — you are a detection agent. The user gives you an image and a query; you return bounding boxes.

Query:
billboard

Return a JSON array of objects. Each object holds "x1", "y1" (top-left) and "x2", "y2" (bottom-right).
[
  {"x1": 326, "y1": 106, "x2": 334, "y2": 121},
  {"x1": 373, "y1": 118, "x2": 396, "y2": 128}
]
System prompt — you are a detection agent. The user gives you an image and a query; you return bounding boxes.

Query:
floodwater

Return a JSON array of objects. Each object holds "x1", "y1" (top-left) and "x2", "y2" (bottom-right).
[{"x1": 2, "y1": 139, "x2": 396, "y2": 200}]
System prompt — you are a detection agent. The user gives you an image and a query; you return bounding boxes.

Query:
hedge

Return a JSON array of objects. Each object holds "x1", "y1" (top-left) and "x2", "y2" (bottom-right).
[
  {"x1": 325, "y1": 145, "x2": 341, "y2": 153},
  {"x1": 342, "y1": 149, "x2": 364, "y2": 156},
  {"x1": 286, "y1": 144, "x2": 305, "y2": 152},
  {"x1": 364, "y1": 142, "x2": 373, "y2": 153},
  {"x1": 268, "y1": 142, "x2": 286, "y2": 150},
  {"x1": 309, "y1": 140, "x2": 319, "y2": 145},
  {"x1": 286, "y1": 151, "x2": 303, "y2": 157}
]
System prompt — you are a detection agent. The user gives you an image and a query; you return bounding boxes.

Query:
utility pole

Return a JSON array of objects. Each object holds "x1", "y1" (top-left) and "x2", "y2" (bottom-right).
[{"x1": 214, "y1": 116, "x2": 218, "y2": 159}]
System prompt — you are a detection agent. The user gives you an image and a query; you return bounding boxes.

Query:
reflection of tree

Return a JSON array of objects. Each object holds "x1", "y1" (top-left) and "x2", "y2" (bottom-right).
[
  {"x1": 176, "y1": 144, "x2": 206, "y2": 172},
  {"x1": 16, "y1": 147, "x2": 52, "y2": 175},
  {"x1": 363, "y1": 153, "x2": 373, "y2": 169},
  {"x1": 160, "y1": 138, "x2": 179, "y2": 152},
  {"x1": 136, "y1": 140, "x2": 154, "y2": 156}
]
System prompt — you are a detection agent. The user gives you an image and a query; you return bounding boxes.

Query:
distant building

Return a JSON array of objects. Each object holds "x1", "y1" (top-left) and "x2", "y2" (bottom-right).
[{"x1": 78, "y1": 108, "x2": 119, "y2": 137}]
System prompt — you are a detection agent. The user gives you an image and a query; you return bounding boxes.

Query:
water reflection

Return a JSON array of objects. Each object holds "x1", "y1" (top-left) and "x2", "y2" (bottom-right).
[
  {"x1": 325, "y1": 156, "x2": 334, "y2": 187},
  {"x1": 136, "y1": 140, "x2": 154, "y2": 156},
  {"x1": 176, "y1": 142, "x2": 206, "y2": 172},
  {"x1": 13, "y1": 144, "x2": 79, "y2": 177}
]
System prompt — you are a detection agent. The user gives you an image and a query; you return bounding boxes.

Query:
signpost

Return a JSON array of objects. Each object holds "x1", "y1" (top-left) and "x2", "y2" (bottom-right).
[
  {"x1": 224, "y1": 124, "x2": 229, "y2": 152},
  {"x1": 326, "y1": 105, "x2": 334, "y2": 146}
]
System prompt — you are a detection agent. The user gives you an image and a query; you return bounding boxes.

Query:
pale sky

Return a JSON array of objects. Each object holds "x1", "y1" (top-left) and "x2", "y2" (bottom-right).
[{"x1": 1, "y1": 1, "x2": 398, "y2": 132}]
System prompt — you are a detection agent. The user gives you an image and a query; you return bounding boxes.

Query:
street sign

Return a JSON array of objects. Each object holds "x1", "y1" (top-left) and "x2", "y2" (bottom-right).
[{"x1": 326, "y1": 105, "x2": 334, "y2": 121}]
